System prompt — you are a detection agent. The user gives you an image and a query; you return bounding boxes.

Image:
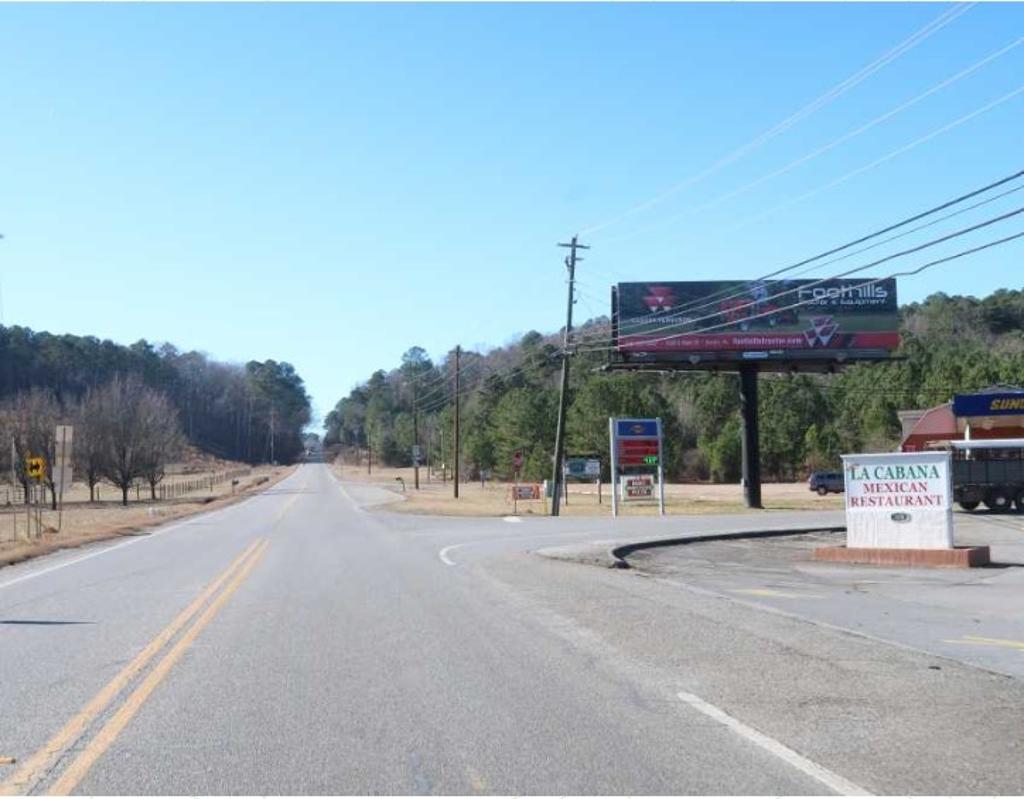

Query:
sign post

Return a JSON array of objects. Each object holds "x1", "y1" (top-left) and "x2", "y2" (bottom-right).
[{"x1": 609, "y1": 419, "x2": 619, "y2": 518}]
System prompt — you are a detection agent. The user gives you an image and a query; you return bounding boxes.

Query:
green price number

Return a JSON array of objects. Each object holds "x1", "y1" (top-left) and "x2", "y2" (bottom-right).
[{"x1": 643, "y1": 455, "x2": 658, "y2": 465}]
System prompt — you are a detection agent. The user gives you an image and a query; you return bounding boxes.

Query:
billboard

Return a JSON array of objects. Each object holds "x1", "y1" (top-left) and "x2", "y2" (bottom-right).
[{"x1": 613, "y1": 279, "x2": 899, "y2": 364}]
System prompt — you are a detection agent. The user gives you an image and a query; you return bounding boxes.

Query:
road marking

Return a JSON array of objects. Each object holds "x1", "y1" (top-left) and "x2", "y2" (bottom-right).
[
  {"x1": 943, "y1": 635, "x2": 1024, "y2": 650},
  {"x1": 271, "y1": 490, "x2": 303, "y2": 524},
  {"x1": 0, "y1": 518, "x2": 195, "y2": 592},
  {"x1": 0, "y1": 540, "x2": 264, "y2": 796},
  {"x1": 46, "y1": 539, "x2": 270, "y2": 796},
  {"x1": 502, "y1": 516, "x2": 523, "y2": 523},
  {"x1": 439, "y1": 544, "x2": 461, "y2": 566},
  {"x1": 733, "y1": 588, "x2": 824, "y2": 600},
  {"x1": 0, "y1": 479, "x2": 286, "y2": 593},
  {"x1": 438, "y1": 531, "x2": 610, "y2": 567},
  {"x1": 677, "y1": 691, "x2": 871, "y2": 796}
]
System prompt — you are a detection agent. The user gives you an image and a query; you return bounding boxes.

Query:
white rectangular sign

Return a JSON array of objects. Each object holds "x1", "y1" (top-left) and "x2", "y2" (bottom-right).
[
  {"x1": 841, "y1": 451, "x2": 953, "y2": 550},
  {"x1": 621, "y1": 474, "x2": 654, "y2": 501},
  {"x1": 55, "y1": 425, "x2": 74, "y2": 497}
]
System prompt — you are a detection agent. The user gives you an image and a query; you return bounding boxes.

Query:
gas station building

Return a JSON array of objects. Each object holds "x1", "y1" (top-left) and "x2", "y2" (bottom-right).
[{"x1": 900, "y1": 386, "x2": 1024, "y2": 451}]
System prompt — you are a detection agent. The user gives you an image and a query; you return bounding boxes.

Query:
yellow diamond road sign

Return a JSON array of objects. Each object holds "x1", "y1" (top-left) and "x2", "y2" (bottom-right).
[{"x1": 26, "y1": 457, "x2": 45, "y2": 480}]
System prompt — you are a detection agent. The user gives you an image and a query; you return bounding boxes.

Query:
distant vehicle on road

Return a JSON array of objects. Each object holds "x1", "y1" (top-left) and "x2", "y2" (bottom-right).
[
  {"x1": 808, "y1": 470, "x2": 845, "y2": 495},
  {"x1": 946, "y1": 438, "x2": 1024, "y2": 512}
]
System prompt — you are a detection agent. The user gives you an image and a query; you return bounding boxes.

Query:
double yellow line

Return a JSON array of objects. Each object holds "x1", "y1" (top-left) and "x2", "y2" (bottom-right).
[{"x1": 1, "y1": 538, "x2": 269, "y2": 796}]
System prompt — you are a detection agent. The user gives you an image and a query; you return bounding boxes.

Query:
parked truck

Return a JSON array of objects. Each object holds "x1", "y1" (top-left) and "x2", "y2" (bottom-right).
[{"x1": 947, "y1": 439, "x2": 1024, "y2": 512}]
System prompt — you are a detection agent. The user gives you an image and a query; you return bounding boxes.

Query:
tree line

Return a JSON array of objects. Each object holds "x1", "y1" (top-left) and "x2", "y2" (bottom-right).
[
  {"x1": 324, "y1": 288, "x2": 1024, "y2": 483},
  {"x1": 0, "y1": 325, "x2": 312, "y2": 468},
  {"x1": 1, "y1": 376, "x2": 183, "y2": 506}
]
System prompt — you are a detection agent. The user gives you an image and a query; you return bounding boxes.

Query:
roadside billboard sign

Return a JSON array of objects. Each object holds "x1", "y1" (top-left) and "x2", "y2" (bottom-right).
[
  {"x1": 564, "y1": 457, "x2": 600, "y2": 480},
  {"x1": 511, "y1": 484, "x2": 540, "y2": 501},
  {"x1": 841, "y1": 451, "x2": 953, "y2": 549},
  {"x1": 613, "y1": 279, "x2": 899, "y2": 364}
]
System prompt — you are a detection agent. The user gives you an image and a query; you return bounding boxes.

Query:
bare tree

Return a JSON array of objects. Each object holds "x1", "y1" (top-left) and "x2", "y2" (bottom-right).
[
  {"x1": 94, "y1": 376, "x2": 184, "y2": 506},
  {"x1": 74, "y1": 389, "x2": 107, "y2": 502},
  {"x1": 2, "y1": 388, "x2": 64, "y2": 508},
  {"x1": 138, "y1": 391, "x2": 185, "y2": 500},
  {"x1": 97, "y1": 376, "x2": 152, "y2": 507}
]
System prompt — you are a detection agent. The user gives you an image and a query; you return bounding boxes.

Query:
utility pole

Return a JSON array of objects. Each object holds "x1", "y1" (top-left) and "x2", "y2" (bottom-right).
[
  {"x1": 413, "y1": 386, "x2": 420, "y2": 490},
  {"x1": 550, "y1": 235, "x2": 588, "y2": 516},
  {"x1": 367, "y1": 428, "x2": 372, "y2": 475},
  {"x1": 453, "y1": 345, "x2": 461, "y2": 498}
]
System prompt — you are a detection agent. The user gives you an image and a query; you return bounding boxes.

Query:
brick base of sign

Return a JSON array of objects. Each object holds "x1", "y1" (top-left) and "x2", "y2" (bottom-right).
[{"x1": 813, "y1": 545, "x2": 991, "y2": 568}]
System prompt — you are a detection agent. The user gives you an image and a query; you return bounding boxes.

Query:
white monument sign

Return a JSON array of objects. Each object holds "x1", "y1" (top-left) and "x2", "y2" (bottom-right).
[{"x1": 841, "y1": 451, "x2": 953, "y2": 550}]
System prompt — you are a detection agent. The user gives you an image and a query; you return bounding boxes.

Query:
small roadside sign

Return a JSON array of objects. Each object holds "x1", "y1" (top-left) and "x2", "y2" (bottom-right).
[
  {"x1": 564, "y1": 457, "x2": 601, "y2": 479},
  {"x1": 26, "y1": 457, "x2": 45, "y2": 480},
  {"x1": 622, "y1": 474, "x2": 655, "y2": 500},
  {"x1": 512, "y1": 451, "x2": 523, "y2": 471}
]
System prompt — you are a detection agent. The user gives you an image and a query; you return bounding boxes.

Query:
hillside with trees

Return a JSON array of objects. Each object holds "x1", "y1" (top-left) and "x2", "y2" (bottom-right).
[
  {"x1": 0, "y1": 326, "x2": 312, "y2": 499},
  {"x1": 324, "y1": 288, "x2": 1024, "y2": 483}
]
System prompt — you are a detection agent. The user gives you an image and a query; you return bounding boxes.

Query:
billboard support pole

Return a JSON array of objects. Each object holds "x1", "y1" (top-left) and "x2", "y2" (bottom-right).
[{"x1": 739, "y1": 365, "x2": 763, "y2": 509}]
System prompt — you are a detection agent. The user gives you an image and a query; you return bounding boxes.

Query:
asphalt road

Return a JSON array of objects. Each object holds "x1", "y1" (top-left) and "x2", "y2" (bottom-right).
[{"x1": 2, "y1": 464, "x2": 1023, "y2": 795}]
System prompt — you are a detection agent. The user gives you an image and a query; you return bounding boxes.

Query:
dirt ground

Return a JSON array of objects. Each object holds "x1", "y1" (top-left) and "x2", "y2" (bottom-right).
[
  {"x1": 331, "y1": 463, "x2": 845, "y2": 517},
  {"x1": 0, "y1": 465, "x2": 294, "y2": 568}
]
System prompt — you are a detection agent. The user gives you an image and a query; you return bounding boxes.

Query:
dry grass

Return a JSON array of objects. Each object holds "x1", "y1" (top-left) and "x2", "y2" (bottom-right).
[
  {"x1": 331, "y1": 463, "x2": 844, "y2": 517},
  {"x1": 0, "y1": 465, "x2": 295, "y2": 568}
]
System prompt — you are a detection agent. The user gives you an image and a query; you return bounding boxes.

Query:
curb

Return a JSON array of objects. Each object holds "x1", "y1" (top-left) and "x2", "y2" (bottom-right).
[{"x1": 608, "y1": 525, "x2": 847, "y2": 569}]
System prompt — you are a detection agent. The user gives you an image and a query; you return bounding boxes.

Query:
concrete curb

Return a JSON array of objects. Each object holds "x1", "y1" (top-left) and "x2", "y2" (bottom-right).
[{"x1": 608, "y1": 525, "x2": 847, "y2": 569}]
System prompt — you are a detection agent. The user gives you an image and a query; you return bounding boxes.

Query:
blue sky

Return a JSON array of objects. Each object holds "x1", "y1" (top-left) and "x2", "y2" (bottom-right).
[{"x1": 1, "y1": 3, "x2": 1022, "y2": 425}]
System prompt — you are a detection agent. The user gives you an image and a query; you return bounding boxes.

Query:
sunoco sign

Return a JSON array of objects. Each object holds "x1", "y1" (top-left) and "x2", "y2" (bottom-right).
[{"x1": 841, "y1": 451, "x2": 953, "y2": 550}]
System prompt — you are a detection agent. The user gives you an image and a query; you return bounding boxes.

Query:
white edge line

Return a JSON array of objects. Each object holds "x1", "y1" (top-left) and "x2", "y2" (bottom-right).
[
  {"x1": 438, "y1": 544, "x2": 460, "y2": 566},
  {"x1": 0, "y1": 471, "x2": 289, "y2": 592},
  {"x1": 0, "y1": 514, "x2": 194, "y2": 592},
  {"x1": 677, "y1": 691, "x2": 872, "y2": 796}
]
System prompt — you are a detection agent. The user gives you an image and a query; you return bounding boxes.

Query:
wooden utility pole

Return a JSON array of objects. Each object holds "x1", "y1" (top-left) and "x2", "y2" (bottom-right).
[
  {"x1": 367, "y1": 428, "x2": 372, "y2": 475},
  {"x1": 413, "y1": 387, "x2": 420, "y2": 490},
  {"x1": 551, "y1": 235, "x2": 588, "y2": 516},
  {"x1": 453, "y1": 345, "x2": 461, "y2": 498}
]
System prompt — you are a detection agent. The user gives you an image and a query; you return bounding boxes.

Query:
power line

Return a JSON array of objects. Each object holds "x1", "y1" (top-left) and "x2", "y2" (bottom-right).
[
  {"x1": 601, "y1": 36, "x2": 1024, "y2": 246},
  {"x1": 726, "y1": 82, "x2": 1024, "y2": 233},
  {"x1": 579, "y1": 3, "x2": 974, "y2": 237}
]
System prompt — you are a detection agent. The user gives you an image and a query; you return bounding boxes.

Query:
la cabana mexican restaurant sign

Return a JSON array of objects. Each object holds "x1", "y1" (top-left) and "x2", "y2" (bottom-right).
[{"x1": 840, "y1": 451, "x2": 953, "y2": 549}]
